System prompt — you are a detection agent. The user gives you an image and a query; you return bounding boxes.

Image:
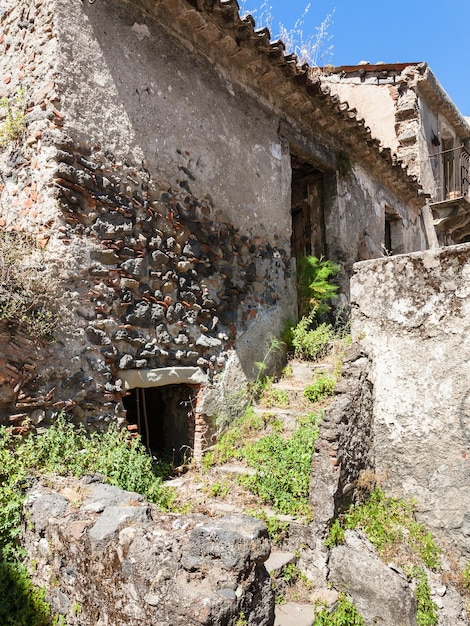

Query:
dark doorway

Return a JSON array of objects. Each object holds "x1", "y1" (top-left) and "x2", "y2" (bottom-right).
[
  {"x1": 123, "y1": 384, "x2": 196, "y2": 464},
  {"x1": 291, "y1": 155, "x2": 326, "y2": 260}
]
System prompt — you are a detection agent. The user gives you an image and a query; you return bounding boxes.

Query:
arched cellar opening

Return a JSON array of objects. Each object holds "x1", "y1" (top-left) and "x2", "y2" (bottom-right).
[{"x1": 123, "y1": 383, "x2": 198, "y2": 465}]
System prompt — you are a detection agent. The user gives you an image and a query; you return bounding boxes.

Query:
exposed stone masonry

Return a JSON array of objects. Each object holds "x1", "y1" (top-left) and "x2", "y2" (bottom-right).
[{"x1": 309, "y1": 345, "x2": 374, "y2": 532}]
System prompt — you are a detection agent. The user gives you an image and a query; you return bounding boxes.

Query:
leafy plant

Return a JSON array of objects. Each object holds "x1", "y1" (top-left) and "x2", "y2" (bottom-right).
[
  {"x1": 304, "y1": 374, "x2": 336, "y2": 403},
  {"x1": 296, "y1": 255, "x2": 339, "y2": 318},
  {"x1": 462, "y1": 561, "x2": 470, "y2": 591},
  {"x1": 410, "y1": 567, "x2": 438, "y2": 626},
  {"x1": 325, "y1": 488, "x2": 441, "y2": 571},
  {"x1": 245, "y1": 509, "x2": 289, "y2": 545},
  {"x1": 0, "y1": 88, "x2": 26, "y2": 147},
  {"x1": 0, "y1": 417, "x2": 173, "y2": 560},
  {"x1": 255, "y1": 377, "x2": 289, "y2": 408},
  {"x1": 0, "y1": 561, "x2": 65, "y2": 626},
  {"x1": 241, "y1": 412, "x2": 320, "y2": 515},
  {"x1": 202, "y1": 405, "x2": 263, "y2": 469},
  {"x1": 313, "y1": 593, "x2": 364, "y2": 625},
  {"x1": 323, "y1": 519, "x2": 345, "y2": 549},
  {"x1": 291, "y1": 314, "x2": 333, "y2": 360},
  {"x1": 235, "y1": 612, "x2": 248, "y2": 626}
]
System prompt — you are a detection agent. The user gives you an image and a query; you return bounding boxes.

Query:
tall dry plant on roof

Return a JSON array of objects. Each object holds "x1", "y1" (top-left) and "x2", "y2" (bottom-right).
[{"x1": 238, "y1": 0, "x2": 335, "y2": 67}]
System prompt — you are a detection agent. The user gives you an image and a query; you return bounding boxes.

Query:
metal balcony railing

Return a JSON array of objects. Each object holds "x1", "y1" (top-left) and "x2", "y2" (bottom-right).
[{"x1": 430, "y1": 146, "x2": 470, "y2": 203}]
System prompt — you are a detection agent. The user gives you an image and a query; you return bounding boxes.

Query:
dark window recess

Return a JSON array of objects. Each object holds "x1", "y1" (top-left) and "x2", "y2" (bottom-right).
[
  {"x1": 123, "y1": 384, "x2": 196, "y2": 464},
  {"x1": 384, "y1": 210, "x2": 404, "y2": 256}
]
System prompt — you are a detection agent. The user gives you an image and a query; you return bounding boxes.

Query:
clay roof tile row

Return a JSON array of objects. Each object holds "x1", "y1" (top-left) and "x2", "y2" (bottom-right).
[{"x1": 149, "y1": 0, "x2": 428, "y2": 209}]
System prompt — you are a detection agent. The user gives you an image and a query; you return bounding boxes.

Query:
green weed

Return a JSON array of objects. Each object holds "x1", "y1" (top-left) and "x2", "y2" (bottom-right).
[
  {"x1": 462, "y1": 561, "x2": 470, "y2": 590},
  {"x1": 202, "y1": 405, "x2": 263, "y2": 469},
  {"x1": 0, "y1": 417, "x2": 176, "y2": 624},
  {"x1": 241, "y1": 412, "x2": 320, "y2": 515},
  {"x1": 245, "y1": 509, "x2": 289, "y2": 545},
  {"x1": 0, "y1": 88, "x2": 26, "y2": 147},
  {"x1": 325, "y1": 488, "x2": 441, "y2": 570},
  {"x1": 313, "y1": 593, "x2": 364, "y2": 625},
  {"x1": 409, "y1": 567, "x2": 438, "y2": 626},
  {"x1": 323, "y1": 519, "x2": 345, "y2": 549},
  {"x1": 291, "y1": 315, "x2": 334, "y2": 360},
  {"x1": 304, "y1": 374, "x2": 336, "y2": 403},
  {"x1": 296, "y1": 255, "x2": 339, "y2": 318},
  {"x1": 0, "y1": 561, "x2": 66, "y2": 626}
]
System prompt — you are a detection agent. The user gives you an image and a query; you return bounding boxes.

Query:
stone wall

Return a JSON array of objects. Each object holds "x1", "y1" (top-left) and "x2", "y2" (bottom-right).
[
  {"x1": 309, "y1": 344, "x2": 374, "y2": 532},
  {"x1": 351, "y1": 243, "x2": 470, "y2": 561},
  {"x1": 22, "y1": 476, "x2": 274, "y2": 625}
]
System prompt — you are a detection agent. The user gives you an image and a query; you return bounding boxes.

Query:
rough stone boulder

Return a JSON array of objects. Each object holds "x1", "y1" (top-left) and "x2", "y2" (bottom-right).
[
  {"x1": 22, "y1": 476, "x2": 274, "y2": 625},
  {"x1": 329, "y1": 536, "x2": 417, "y2": 626}
]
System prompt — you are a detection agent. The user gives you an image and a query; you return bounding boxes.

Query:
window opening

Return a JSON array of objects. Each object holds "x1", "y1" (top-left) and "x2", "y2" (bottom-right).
[
  {"x1": 384, "y1": 209, "x2": 404, "y2": 256},
  {"x1": 123, "y1": 384, "x2": 196, "y2": 465}
]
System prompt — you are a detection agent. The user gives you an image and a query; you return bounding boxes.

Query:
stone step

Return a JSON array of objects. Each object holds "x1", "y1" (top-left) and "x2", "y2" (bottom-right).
[
  {"x1": 274, "y1": 602, "x2": 315, "y2": 626},
  {"x1": 264, "y1": 550, "x2": 296, "y2": 575},
  {"x1": 215, "y1": 463, "x2": 255, "y2": 476},
  {"x1": 252, "y1": 407, "x2": 300, "y2": 431}
]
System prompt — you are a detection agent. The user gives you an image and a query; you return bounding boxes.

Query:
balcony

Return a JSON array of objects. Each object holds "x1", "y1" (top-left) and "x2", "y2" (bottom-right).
[{"x1": 430, "y1": 146, "x2": 470, "y2": 244}]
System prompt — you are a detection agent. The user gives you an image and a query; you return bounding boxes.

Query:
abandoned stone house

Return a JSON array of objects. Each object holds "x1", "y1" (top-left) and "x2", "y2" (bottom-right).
[
  {"x1": 321, "y1": 62, "x2": 470, "y2": 246},
  {"x1": 0, "y1": 0, "x2": 444, "y2": 460}
]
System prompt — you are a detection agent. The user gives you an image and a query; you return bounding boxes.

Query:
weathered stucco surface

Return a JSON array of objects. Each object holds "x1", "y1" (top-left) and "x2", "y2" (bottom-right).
[{"x1": 351, "y1": 243, "x2": 470, "y2": 559}]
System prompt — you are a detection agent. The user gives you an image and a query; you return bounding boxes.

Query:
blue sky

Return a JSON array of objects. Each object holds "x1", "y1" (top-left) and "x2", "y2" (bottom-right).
[{"x1": 241, "y1": 0, "x2": 470, "y2": 116}]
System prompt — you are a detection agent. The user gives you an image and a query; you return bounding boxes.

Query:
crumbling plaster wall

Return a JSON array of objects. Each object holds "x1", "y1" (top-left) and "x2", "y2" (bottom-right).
[
  {"x1": 326, "y1": 161, "x2": 426, "y2": 290},
  {"x1": 320, "y1": 77, "x2": 400, "y2": 154},
  {"x1": 351, "y1": 243, "x2": 470, "y2": 561}
]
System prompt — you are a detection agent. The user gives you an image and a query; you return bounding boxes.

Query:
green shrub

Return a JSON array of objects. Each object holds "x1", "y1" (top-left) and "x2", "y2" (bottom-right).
[
  {"x1": 296, "y1": 256, "x2": 339, "y2": 318},
  {"x1": 313, "y1": 593, "x2": 364, "y2": 625},
  {"x1": 245, "y1": 509, "x2": 289, "y2": 544},
  {"x1": 304, "y1": 374, "x2": 336, "y2": 403},
  {"x1": 0, "y1": 561, "x2": 65, "y2": 626},
  {"x1": 323, "y1": 519, "x2": 345, "y2": 549},
  {"x1": 0, "y1": 417, "x2": 176, "y2": 625},
  {"x1": 325, "y1": 488, "x2": 441, "y2": 571},
  {"x1": 0, "y1": 417, "x2": 172, "y2": 560},
  {"x1": 462, "y1": 561, "x2": 470, "y2": 591},
  {"x1": 202, "y1": 406, "x2": 263, "y2": 469},
  {"x1": 291, "y1": 314, "x2": 333, "y2": 360},
  {"x1": 241, "y1": 412, "x2": 320, "y2": 515}
]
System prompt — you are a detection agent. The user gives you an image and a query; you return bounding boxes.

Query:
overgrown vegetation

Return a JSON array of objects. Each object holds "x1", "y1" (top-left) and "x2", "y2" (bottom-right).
[
  {"x1": 304, "y1": 373, "x2": 336, "y2": 403},
  {"x1": 283, "y1": 255, "x2": 341, "y2": 361},
  {"x1": 0, "y1": 417, "x2": 174, "y2": 625},
  {"x1": 0, "y1": 561, "x2": 65, "y2": 626},
  {"x1": 324, "y1": 488, "x2": 441, "y2": 626},
  {"x1": 296, "y1": 256, "x2": 340, "y2": 318},
  {"x1": 241, "y1": 412, "x2": 320, "y2": 515},
  {"x1": 313, "y1": 593, "x2": 364, "y2": 625},
  {"x1": 409, "y1": 566, "x2": 438, "y2": 626},
  {"x1": 0, "y1": 88, "x2": 26, "y2": 148},
  {"x1": 325, "y1": 488, "x2": 441, "y2": 570},
  {"x1": 0, "y1": 231, "x2": 58, "y2": 339},
  {"x1": 204, "y1": 407, "x2": 320, "y2": 518},
  {"x1": 244, "y1": 509, "x2": 289, "y2": 545}
]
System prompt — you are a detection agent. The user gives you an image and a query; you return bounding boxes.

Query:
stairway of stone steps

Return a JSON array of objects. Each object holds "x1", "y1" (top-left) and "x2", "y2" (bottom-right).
[{"x1": 165, "y1": 358, "x2": 337, "y2": 625}]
